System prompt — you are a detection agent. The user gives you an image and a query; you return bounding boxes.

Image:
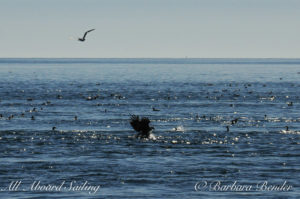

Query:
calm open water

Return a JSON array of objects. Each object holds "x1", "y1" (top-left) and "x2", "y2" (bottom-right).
[{"x1": 0, "y1": 58, "x2": 299, "y2": 198}]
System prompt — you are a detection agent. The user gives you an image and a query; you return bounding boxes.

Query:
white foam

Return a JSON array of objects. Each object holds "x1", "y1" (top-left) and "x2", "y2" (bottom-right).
[
  {"x1": 280, "y1": 130, "x2": 300, "y2": 135},
  {"x1": 149, "y1": 133, "x2": 157, "y2": 140},
  {"x1": 172, "y1": 126, "x2": 184, "y2": 132}
]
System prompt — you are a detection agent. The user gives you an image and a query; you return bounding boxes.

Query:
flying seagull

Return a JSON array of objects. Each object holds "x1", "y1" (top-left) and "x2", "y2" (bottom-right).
[
  {"x1": 78, "y1": 29, "x2": 95, "y2": 42},
  {"x1": 130, "y1": 115, "x2": 154, "y2": 139}
]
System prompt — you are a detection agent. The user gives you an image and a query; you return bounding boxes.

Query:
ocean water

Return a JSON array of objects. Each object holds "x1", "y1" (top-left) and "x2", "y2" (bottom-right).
[{"x1": 0, "y1": 58, "x2": 299, "y2": 198}]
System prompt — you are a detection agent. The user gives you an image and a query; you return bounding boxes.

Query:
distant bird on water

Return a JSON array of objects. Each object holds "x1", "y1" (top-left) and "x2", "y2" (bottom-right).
[
  {"x1": 130, "y1": 115, "x2": 154, "y2": 139},
  {"x1": 78, "y1": 29, "x2": 95, "y2": 42},
  {"x1": 152, "y1": 107, "x2": 160, "y2": 112}
]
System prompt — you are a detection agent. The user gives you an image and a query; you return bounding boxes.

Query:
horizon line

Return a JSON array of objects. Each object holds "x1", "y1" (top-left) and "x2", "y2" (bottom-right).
[{"x1": 1, "y1": 57, "x2": 300, "y2": 59}]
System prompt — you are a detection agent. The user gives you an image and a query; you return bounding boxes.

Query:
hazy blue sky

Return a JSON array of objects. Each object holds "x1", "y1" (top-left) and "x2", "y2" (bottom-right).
[{"x1": 0, "y1": 0, "x2": 299, "y2": 58}]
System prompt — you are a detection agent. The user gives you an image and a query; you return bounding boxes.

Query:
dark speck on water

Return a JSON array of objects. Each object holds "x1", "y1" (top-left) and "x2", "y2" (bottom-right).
[{"x1": 0, "y1": 58, "x2": 300, "y2": 198}]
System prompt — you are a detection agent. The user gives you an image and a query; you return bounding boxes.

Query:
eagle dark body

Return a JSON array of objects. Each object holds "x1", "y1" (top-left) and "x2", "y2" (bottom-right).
[{"x1": 130, "y1": 115, "x2": 154, "y2": 138}]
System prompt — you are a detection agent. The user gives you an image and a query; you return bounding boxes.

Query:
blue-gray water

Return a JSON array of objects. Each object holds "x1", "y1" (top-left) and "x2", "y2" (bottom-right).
[{"x1": 0, "y1": 58, "x2": 299, "y2": 198}]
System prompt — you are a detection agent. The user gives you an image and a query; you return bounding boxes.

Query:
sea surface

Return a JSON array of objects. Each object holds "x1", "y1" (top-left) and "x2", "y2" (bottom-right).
[{"x1": 0, "y1": 58, "x2": 299, "y2": 198}]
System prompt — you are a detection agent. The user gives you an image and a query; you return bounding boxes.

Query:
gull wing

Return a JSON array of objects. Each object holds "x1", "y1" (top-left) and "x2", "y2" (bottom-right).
[{"x1": 83, "y1": 29, "x2": 95, "y2": 39}]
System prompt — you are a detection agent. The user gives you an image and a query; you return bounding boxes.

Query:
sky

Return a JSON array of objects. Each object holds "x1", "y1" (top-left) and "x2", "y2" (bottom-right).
[{"x1": 0, "y1": 0, "x2": 299, "y2": 58}]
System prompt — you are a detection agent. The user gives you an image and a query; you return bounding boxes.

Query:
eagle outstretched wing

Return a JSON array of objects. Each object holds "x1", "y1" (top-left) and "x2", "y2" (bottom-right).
[{"x1": 130, "y1": 115, "x2": 141, "y2": 132}]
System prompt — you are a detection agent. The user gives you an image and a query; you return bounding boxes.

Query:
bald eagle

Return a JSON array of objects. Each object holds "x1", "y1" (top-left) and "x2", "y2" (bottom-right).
[{"x1": 130, "y1": 115, "x2": 154, "y2": 138}]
